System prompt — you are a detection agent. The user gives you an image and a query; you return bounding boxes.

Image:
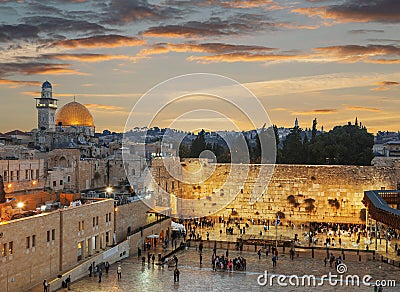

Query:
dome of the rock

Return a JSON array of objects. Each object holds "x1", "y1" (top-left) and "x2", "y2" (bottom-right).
[{"x1": 55, "y1": 101, "x2": 94, "y2": 127}]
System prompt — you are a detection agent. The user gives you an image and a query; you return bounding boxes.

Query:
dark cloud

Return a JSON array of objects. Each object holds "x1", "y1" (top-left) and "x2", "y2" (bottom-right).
[
  {"x1": 163, "y1": 0, "x2": 276, "y2": 8},
  {"x1": 0, "y1": 24, "x2": 40, "y2": 42},
  {"x1": 143, "y1": 14, "x2": 274, "y2": 38},
  {"x1": 101, "y1": 0, "x2": 180, "y2": 25},
  {"x1": 348, "y1": 29, "x2": 384, "y2": 34},
  {"x1": 0, "y1": 62, "x2": 82, "y2": 78},
  {"x1": 21, "y1": 16, "x2": 110, "y2": 36},
  {"x1": 294, "y1": 0, "x2": 400, "y2": 23},
  {"x1": 141, "y1": 42, "x2": 276, "y2": 55}
]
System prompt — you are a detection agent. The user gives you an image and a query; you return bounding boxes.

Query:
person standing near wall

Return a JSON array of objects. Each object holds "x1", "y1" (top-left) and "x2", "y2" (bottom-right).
[
  {"x1": 117, "y1": 265, "x2": 122, "y2": 280},
  {"x1": 43, "y1": 279, "x2": 48, "y2": 292},
  {"x1": 65, "y1": 275, "x2": 71, "y2": 290}
]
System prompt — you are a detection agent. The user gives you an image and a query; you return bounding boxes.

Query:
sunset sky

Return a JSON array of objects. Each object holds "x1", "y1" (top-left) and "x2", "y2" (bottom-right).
[{"x1": 0, "y1": 0, "x2": 399, "y2": 134}]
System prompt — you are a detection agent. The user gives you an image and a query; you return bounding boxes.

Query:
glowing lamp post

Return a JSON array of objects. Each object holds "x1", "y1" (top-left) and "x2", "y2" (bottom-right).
[
  {"x1": 106, "y1": 187, "x2": 113, "y2": 198},
  {"x1": 16, "y1": 202, "x2": 24, "y2": 213}
]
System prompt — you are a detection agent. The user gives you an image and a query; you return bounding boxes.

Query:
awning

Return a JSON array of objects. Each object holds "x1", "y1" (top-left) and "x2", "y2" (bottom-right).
[{"x1": 171, "y1": 221, "x2": 186, "y2": 233}]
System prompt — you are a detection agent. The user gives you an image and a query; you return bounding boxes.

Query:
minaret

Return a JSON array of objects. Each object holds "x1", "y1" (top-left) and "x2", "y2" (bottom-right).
[
  {"x1": 35, "y1": 81, "x2": 58, "y2": 131},
  {"x1": 294, "y1": 117, "x2": 299, "y2": 128}
]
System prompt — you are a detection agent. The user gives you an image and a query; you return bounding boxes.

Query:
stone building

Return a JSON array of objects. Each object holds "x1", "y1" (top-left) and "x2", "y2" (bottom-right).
[
  {"x1": 0, "y1": 199, "x2": 114, "y2": 291},
  {"x1": 0, "y1": 159, "x2": 45, "y2": 193}
]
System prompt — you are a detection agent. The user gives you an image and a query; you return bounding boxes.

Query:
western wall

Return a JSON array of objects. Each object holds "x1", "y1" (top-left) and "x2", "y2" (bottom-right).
[{"x1": 152, "y1": 158, "x2": 400, "y2": 224}]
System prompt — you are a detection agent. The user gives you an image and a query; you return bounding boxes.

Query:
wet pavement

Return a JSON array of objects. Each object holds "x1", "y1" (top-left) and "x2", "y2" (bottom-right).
[{"x1": 62, "y1": 246, "x2": 399, "y2": 292}]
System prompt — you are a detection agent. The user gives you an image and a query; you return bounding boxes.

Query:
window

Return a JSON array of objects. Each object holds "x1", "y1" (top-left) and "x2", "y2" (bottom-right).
[
  {"x1": 52, "y1": 229, "x2": 55, "y2": 241},
  {"x1": 96, "y1": 216, "x2": 99, "y2": 226},
  {"x1": 10, "y1": 171, "x2": 14, "y2": 181},
  {"x1": 8, "y1": 241, "x2": 13, "y2": 255},
  {"x1": 82, "y1": 220, "x2": 85, "y2": 230},
  {"x1": 31, "y1": 170, "x2": 34, "y2": 179},
  {"x1": 16, "y1": 170, "x2": 19, "y2": 181},
  {"x1": 26, "y1": 237, "x2": 30, "y2": 249},
  {"x1": 47, "y1": 230, "x2": 50, "y2": 242},
  {"x1": 93, "y1": 217, "x2": 95, "y2": 227},
  {"x1": 60, "y1": 180, "x2": 63, "y2": 185},
  {"x1": 3, "y1": 171, "x2": 7, "y2": 181},
  {"x1": 78, "y1": 221, "x2": 81, "y2": 231},
  {"x1": 67, "y1": 176, "x2": 71, "y2": 182},
  {"x1": 105, "y1": 214, "x2": 108, "y2": 223},
  {"x1": 2, "y1": 243, "x2": 6, "y2": 257},
  {"x1": 25, "y1": 170, "x2": 29, "y2": 180},
  {"x1": 32, "y1": 235, "x2": 36, "y2": 247},
  {"x1": 53, "y1": 181, "x2": 56, "y2": 187},
  {"x1": 172, "y1": 181, "x2": 175, "y2": 190},
  {"x1": 36, "y1": 169, "x2": 39, "y2": 179}
]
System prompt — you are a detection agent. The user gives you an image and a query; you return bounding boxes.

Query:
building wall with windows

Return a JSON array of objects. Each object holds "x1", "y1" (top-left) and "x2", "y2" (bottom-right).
[
  {"x1": 0, "y1": 211, "x2": 60, "y2": 291},
  {"x1": 59, "y1": 199, "x2": 114, "y2": 271},
  {"x1": 0, "y1": 199, "x2": 114, "y2": 291},
  {"x1": 0, "y1": 159, "x2": 45, "y2": 193}
]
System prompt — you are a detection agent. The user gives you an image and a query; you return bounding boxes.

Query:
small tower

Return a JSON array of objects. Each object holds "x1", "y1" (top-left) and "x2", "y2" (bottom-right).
[
  {"x1": 35, "y1": 81, "x2": 58, "y2": 131},
  {"x1": 294, "y1": 117, "x2": 299, "y2": 128}
]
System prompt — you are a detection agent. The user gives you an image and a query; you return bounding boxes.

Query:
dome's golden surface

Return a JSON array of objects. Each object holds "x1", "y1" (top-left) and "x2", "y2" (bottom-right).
[{"x1": 56, "y1": 101, "x2": 94, "y2": 127}]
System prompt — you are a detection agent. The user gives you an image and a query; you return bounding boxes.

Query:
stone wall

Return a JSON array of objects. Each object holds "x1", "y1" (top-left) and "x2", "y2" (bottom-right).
[
  {"x1": 0, "y1": 199, "x2": 114, "y2": 291},
  {"x1": 0, "y1": 211, "x2": 60, "y2": 292},
  {"x1": 115, "y1": 199, "x2": 151, "y2": 243},
  {"x1": 153, "y1": 159, "x2": 400, "y2": 224}
]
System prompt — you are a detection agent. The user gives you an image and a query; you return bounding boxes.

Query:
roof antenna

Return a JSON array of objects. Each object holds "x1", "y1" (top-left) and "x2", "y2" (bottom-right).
[{"x1": 73, "y1": 95, "x2": 76, "y2": 102}]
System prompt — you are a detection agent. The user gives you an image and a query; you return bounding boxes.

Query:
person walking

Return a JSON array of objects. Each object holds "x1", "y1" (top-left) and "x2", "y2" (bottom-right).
[
  {"x1": 174, "y1": 268, "x2": 180, "y2": 282},
  {"x1": 272, "y1": 255, "x2": 277, "y2": 267},
  {"x1": 290, "y1": 248, "x2": 295, "y2": 260},
  {"x1": 199, "y1": 253, "x2": 202, "y2": 265},
  {"x1": 105, "y1": 261, "x2": 110, "y2": 274},
  {"x1": 152, "y1": 253, "x2": 155, "y2": 265},
  {"x1": 98, "y1": 269, "x2": 102, "y2": 283},
  {"x1": 88, "y1": 265, "x2": 93, "y2": 277},
  {"x1": 117, "y1": 265, "x2": 122, "y2": 280},
  {"x1": 43, "y1": 279, "x2": 48, "y2": 292},
  {"x1": 257, "y1": 249, "x2": 262, "y2": 259}
]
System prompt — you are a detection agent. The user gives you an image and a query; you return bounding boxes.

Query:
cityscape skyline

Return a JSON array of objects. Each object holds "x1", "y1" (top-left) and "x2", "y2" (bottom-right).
[{"x1": 0, "y1": 0, "x2": 399, "y2": 134}]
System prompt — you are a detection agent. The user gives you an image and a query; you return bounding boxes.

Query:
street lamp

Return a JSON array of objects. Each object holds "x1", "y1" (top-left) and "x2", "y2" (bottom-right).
[
  {"x1": 17, "y1": 202, "x2": 24, "y2": 213},
  {"x1": 106, "y1": 187, "x2": 113, "y2": 198}
]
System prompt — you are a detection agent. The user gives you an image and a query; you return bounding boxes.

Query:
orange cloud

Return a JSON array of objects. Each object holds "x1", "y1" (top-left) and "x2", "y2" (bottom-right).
[
  {"x1": 45, "y1": 53, "x2": 137, "y2": 63},
  {"x1": 84, "y1": 104, "x2": 126, "y2": 111},
  {"x1": 293, "y1": 1, "x2": 400, "y2": 24},
  {"x1": 293, "y1": 109, "x2": 337, "y2": 115},
  {"x1": 345, "y1": 106, "x2": 381, "y2": 112},
  {"x1": 0, "y1": 79, "x2": 40, "y2": 87},
  {"x1": 187, "y1": 52, "x2": 308, "y2": 63},
  {"x1": 371, "y1": 81, "x2": 399, "y2": 91},
  {"x1": 313, "y1": 45, "x2": 400, "y2": 64},
  {"x1": 52, "y1": 35, "x2": 145, "y2": 49}
]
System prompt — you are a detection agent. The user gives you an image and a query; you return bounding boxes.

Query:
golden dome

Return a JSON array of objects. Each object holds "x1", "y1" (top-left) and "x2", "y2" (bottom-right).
[{"x1": 56, "y1": 101, "x2": 94, "y2": 127}]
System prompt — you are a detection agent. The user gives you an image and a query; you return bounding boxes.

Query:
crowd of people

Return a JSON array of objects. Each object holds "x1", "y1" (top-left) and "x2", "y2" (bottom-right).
[{"x1": 211, "y1": 253, "x2": 247, "y2": 271}]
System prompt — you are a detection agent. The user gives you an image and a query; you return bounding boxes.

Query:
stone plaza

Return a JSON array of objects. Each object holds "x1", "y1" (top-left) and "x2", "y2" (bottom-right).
[{"x1": 61, "y1": 246, "x2": 399, "y2": 291}]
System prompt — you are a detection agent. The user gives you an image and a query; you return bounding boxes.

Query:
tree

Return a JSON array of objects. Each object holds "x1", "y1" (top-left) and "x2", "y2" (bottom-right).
[
  {"x1": 311, "y1": 118, "x2": 317, "y2": 141},
  {"x1": 190, "y1": 129, "x2": 207, "y2": 157},
  {"x1": 281, "y1": 126, "x2": 306, "y2": 164}
]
